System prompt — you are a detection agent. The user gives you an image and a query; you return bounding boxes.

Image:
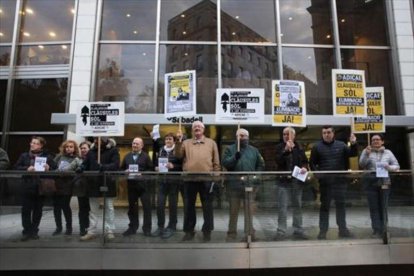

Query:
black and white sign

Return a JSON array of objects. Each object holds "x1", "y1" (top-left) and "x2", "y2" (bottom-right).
[
  {"x1": 76, "y1": 102, "x2": 125, "y2": 136},
  {"x1": 215, "y1": 88, "x2": 264, "y2": 123}
]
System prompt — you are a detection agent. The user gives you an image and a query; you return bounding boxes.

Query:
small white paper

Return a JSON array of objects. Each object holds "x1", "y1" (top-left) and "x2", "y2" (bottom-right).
[
  {"x1": 58, "y1": 160, "x2": 70, "y2": 171},
  {"x1": 376, "y1": 162, "x2": 389, "y2": 178},
  {"x1": 34, "y1": 157, "x2": 47, "y2": 172},
  {"x1": 128, "y1": 164, "x2": 139, "y2": 173},
  {"x1": 152, "y1": 124, "x2": 160, "y2": 140},
  {"x1": 158, "y1": 158, "x2": 168, "y2": 173},
  {"x1": 292, "y1": 166, "x2": 308, "y2": 182}
]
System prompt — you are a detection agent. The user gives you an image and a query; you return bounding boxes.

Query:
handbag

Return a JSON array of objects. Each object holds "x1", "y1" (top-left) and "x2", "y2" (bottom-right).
[{"x1": 38, "y1": 178, "x2": 56, "y2": 195}]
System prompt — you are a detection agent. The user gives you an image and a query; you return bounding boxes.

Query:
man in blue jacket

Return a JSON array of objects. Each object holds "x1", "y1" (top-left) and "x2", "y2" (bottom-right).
[
  {"x1": 310, "y1": 125, "x2": 357, "y2": 240},
  {"x1": 222, "y1": 128, "x2": 265, "y2": 241}
]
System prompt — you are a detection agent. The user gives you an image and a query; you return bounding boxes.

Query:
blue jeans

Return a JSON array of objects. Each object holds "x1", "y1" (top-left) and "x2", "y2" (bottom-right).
[
  {"x1": 156, "y1": 181, "x2": 179, "y2": 229},
  {"x1": 276, "y1": 180, "x2": 304, "y2": 234},
  {"x1": 319, "y1": 177, "x2": 347, "y2": 233}
]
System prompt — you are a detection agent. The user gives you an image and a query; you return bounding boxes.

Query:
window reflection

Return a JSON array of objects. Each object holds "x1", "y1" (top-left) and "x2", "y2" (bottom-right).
[
  {"x1": 222, "y1": 45, "x2": 278, "y2": 114},
  {"x1": 221, "y1": 0, "x2": 276, "y2": 42},
  {"x1": 336, "y1": 0, "x2": 388, "y2": 45},
  {"x1": 19, "y1": 0, "x2": 75, "y2": 43},
  {"x1": 0, "y1": 80, "x2": 6, "y2": 130},
  {"x1": 341, "y1": 49, "x2": 397, "y2": 114},
  {"x1": 10, "y1": 78, "x2": 67, "y2": 131},
  {"x1": 17, "y1": 44, "x2": 70, "y2": 65},
  {"x1": 96, "y1": 44, "x2": 156, "y2": 113},
  {"x1": 283, "y1": 47, "x2": 335, "y2": 114},
  {"x1": 0, "y1": 0, "x2": 16, "y2": 43},
  {"x1": 159, "y1": 45, "x2": 218, "y2": 113},
  {"x1": 0, "y1": 46, "x2": 11, "y2": 66},
  {"x1": 280, "y1": 0, "x2": 332, "y2": 44},
  {"x1": 160, "y1": 0, "x2": 217, "y2": 41},
  {"x1": 101, "y1": 0, "x2": 157, "y2": 40}
]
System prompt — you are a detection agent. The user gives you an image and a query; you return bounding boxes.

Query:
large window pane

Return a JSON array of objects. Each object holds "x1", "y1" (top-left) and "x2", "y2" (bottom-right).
[
  {"x1": 336, "y1": 0, "x2": 388, "y2": 46},
  {"x1": 0, "y1": 46, "x2": 11, "y2": 66},
  {"x1": 16, "y1": 44, "x2": 71, "y2": 65},
  {"x1": 19, "y1": 0, "x2": 75, "y2": 43},
  {"x1": 280, "y1": 0, "x2": 332, "y2": 44},
  {"x1": 10, "y1": 78, "x2": 67, "y2": 131},
  {"x1": 0, "y1": 80, "x2": 6, "y2": 130},
  {"x1": 221, "y1": 0, "x2": 276, "y2": 43},
  {"x1": 160, "y1": 0, "x2": 217, "y2": 41},
  {"x1": 96, "y1": 44, "x2": 156, "y2": 113},
  {"x1": 100, "y1": 0, "x2": 157, "y2": 41},
  {"x1": 341, "y1": 49, "x2": 398, "y2": 114},
  {"x1": 0, "y1": 0, "x2": 16, "y2": 43},
  {"x1": 222, "y1": 45, "x2": 278, "y2": 114},
  {"x1": 283, "y1": 47, "x2": 335, "y2": 114},
  {"x1": 159, "y1": 44, "x2": 218, "y2": 113}
]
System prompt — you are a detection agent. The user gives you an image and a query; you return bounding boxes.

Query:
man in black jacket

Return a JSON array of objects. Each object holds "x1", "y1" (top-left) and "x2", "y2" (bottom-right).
[
  {"x1": 275, "y1": 127, "x2": 309, "y2": 240},
  {"x1": 310, "y1": 125, "x2": 357, "y2": 240},
  {"x1": 121, "y1": 137, "x2": 154, "y2": 237}
]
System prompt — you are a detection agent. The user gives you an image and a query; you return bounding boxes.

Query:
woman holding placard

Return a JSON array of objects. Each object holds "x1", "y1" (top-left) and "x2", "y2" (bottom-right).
[{"x1": 359, "y1": 134, "x2": 399, "y2": 238}]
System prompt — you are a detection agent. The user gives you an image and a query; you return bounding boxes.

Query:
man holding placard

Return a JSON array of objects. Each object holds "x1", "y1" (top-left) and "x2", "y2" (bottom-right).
[{"x1": 310, "y1": 126, "x2": 358, "y2": 240}]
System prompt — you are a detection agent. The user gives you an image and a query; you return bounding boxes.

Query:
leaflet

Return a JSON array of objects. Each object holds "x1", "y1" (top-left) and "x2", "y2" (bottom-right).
[
  {"x1": 376, "y1": 162, "x2": 389, "y2": 178},
  {"x1": 158, "y1": 158, "x2": 168, "y2": 173},
  {"x1": 34, "y1": 157, "x2": 47, "y2": 172},
  {"x1": 292, "y1": 166, "x2": 308, "y2": 182}
]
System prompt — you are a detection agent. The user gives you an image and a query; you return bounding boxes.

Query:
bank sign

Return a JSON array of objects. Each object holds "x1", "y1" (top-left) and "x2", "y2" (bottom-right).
[{"x1": 76, "y1": 102, "x2": 125, "y2": 136}]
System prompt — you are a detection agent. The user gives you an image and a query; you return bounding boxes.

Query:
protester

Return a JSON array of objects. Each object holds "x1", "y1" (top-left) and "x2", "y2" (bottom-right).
[
  {"x1": 310, "y1": 126, "x2": 358, "y2": 240},
  {"x1": 176, "y1": 121, "x2": 221, "y2": 242},
  {"x1": 274, "y1": 127, "x2": 309, "y2": 240},
  {"x1": 121, "y1": 137, "x2": 154, "y2": 237},
  {"x1": 222, "y1": 128, "x2": 264, "y2": 241},
  {"x1": 14, "y1": 136, "x2": 56, "y2": 241},
  {"x1": 359, "y1": 134, "x2": 399, "y2": 238}
]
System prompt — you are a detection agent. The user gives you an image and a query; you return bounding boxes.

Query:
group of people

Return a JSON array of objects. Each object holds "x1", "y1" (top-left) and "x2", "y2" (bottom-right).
[{"x1": 0, "y1": 122, "x2": 400, "y2": 242}]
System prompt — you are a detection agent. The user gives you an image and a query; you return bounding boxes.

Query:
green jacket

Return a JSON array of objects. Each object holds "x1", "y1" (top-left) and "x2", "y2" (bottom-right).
[{"x1": 222, "y1": 143, "x2": 265, "y2": 187}]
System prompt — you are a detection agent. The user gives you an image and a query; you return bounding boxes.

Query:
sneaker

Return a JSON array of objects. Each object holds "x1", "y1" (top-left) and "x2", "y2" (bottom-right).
[
  {"x1": 106, "y1": 233, "x2": 115, "y2": 240},
  {"x1": 317, "y1": 232, "x2": 327, "y2": 240},
  {"x1": 52, "y1": 228, "x2": 62, "y2": 236},
  {"x1": 161, "y1": 228, "x2": 175, "y2": 239},
  {"x1": 80, "y1": 233, "x2": 97, "y2": 241},
  {"x1": 182, "y1": 232, "x2": 195, "y2": 241},
  {"x1": 274, "y1": 232, "x2": 286, "y2": 241},
  {"x1": 338, "y1": 229, "x2": 354, "y2": 238},
  {"x1": 122, "y1": 228, "x2": 137, "y2": 237},
  {"x1": 202, "y1": 231, "x2": 211, "y2": 242},
  {"x1": 151, "y1": 228, "x2": 164, "y2": 237},
  {"x1": 293, "y1": 232, "x2": 309, "y2": 240}
]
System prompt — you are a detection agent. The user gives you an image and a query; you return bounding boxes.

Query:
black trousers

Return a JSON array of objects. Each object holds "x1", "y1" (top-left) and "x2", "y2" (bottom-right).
[
  {"x1": 319, "y1": 177, "x2": 348, "y2": 233},
  {"x1": 21, "y1": 193, "x2": 44, "y2": 235},
  {"x1": 183, "y1": 181, "x2": 214, "y2": 233},
  {"x1": 53, "y1": 194, "x2": 72, "y2": 229},
  {"x1": 77, "y1": 196, "x2": 90, "y2": 234},
  {"x1": 127, "y1": 182, "x2": 152, "y2": 233}
]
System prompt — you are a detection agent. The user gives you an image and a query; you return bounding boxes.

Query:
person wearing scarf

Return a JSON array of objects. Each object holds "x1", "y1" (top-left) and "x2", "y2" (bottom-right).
[
  {"x1": 359, "y1": 134, "x2": 399, "y2": 238},
  {"x1": 14, "y1": 136, "x2": 56, "y2": 241}
]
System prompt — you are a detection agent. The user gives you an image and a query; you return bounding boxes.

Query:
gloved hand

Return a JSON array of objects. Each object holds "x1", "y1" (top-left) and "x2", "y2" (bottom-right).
[
  {"x1": 235, "y1": 151, "x2": 241, "y2": 160},
  {"x1": 75, "y1": 165, "x2": 84, "y2": 173}
]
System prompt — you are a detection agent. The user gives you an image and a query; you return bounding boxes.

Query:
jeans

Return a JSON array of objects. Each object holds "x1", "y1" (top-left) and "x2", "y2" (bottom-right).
[
  {"x1": 319, "y1": 177, "x2": 348, "y2": 233},
  {"x1": 156, "y1": 181, "x2": 179, "y2": 229},
  {"x1": 365, "y1": 184, "x2": 390, "y2": 233},
  {"x1": 183, "y1": 181, "x2": 214, "y2": 233},
  {"x1": 21, "y1": 193, "x2": 44, "y2": 235},
  {"x1": 227, "y1": 184, "x2": 256, "y2": 236},
  {"x1": 276, "y1": 180, "x2": 304, "y2": 234},
  {"x1": 127, "y1": 182, "x2": 152, "y2": 233}
]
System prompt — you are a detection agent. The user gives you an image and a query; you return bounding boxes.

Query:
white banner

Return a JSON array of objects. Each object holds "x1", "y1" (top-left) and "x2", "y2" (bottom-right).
[
  {"x1": 164, "y1": 70, "x2": 196, "y2": 118},
  {"x1": 215, "y1": 88, "x2": 265, "y2": 123},
  {"x1": 76, "y1": 102, "x2": 125, "y2": 136}
]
